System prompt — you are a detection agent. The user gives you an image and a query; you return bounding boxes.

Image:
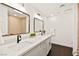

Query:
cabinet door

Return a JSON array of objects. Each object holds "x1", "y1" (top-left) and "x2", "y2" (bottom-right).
[
  {"x1": 23, "y1": 44, "x2": 42, "y2": 56},
  {"x1": 40, "y1": 42, "x2": 47, "y2": 56},
  {"x1": 45, "y1": 37, "x2": 51, "y2": 54},
  {"x1": 40, "y1": 38, "x2": 52, "y2": 56}
]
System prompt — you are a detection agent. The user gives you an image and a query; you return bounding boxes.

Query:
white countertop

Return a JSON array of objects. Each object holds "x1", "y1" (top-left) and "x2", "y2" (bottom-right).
[{"x1": 0, "y1": 34, "x2": 52, "y2": 56}]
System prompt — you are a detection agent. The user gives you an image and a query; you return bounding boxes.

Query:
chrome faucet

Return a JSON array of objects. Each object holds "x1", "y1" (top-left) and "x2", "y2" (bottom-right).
[{"x1": 17, "y1": 34, "x2": 22, "y2": 43}]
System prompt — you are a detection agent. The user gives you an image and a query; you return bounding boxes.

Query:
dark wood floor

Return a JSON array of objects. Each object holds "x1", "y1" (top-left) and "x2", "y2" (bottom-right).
[{"x1": 47, "y1": 44, "x2": 73, "y2": 56}]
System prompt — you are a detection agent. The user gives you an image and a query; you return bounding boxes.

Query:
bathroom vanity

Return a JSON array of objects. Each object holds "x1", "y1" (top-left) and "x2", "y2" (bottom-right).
[
  {"x1": 0, "y1": 4, "x2": 52, "y2": 56},
  {"x1": 0, "y1": 34, "x2": 52, "y2": 56}
]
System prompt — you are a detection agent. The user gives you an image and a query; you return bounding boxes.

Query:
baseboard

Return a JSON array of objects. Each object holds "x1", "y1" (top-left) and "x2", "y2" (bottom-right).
[{"x1": 51, "y1": 42, "x2": 73, "y2": 48}]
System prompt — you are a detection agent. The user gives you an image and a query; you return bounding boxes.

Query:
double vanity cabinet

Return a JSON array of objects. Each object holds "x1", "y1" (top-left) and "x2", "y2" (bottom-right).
[{"x1": 0, "y1": 34, "x2": 52, "y2": 56}]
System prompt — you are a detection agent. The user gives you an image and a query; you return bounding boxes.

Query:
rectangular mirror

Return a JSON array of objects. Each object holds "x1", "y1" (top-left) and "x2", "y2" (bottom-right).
[
  {"x1": 34, "y1": 18, "x2": 44, "y2": 32},
  {"x1": 1, "y1": 4, "x2": 30, "y2": 36},
  {"x1": 8, "y1": 8, "x2": 28, "y2": 34}
]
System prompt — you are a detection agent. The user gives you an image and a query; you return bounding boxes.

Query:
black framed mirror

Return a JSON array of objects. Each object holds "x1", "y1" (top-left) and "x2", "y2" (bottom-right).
[
  {"x1": 1, "y1": 3, "x2": 30, "y2": 36},
  {"x1": 33, "y1": 18, "x2": 44, "y2": 32}
]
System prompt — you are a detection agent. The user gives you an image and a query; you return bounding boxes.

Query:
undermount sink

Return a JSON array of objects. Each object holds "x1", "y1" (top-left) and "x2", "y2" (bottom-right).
[
  {"x1": 8, "y1": 41, "x2": 31, "y2": 51},
  {"x1": 22, "y1": 36, "x2": 42, "y2": 43},
  {"x1": 6, "y1": 36, "x2": 40, "y2": 52},
  {"x1": 0, "y1": 40, "x2": 32, "y2": 56},
  {"x1": 23, "y1": 38, "x2": 38, "y2": 43}
]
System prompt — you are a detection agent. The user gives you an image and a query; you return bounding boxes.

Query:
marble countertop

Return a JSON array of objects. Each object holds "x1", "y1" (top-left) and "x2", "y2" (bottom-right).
[{"x1": 0, "y1": 34, "x2": 52, "y2": 56}]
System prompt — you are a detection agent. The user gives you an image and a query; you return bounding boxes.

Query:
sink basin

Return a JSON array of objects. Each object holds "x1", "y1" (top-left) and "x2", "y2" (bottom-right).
[
  {"x1": 22, "y1": 36, "x2": 42, "y2": 43},
  {"x1": 0, "y1": 41, "x2": 32, "y2": 56},
  {"x1": 8, "y1": 41, "x2": 31, "y2": 51}
]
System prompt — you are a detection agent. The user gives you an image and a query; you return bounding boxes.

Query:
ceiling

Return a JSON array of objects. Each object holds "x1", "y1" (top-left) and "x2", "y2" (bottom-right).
[{"x1": 24, "y1": 3, "x2": 73, "y2": 18}]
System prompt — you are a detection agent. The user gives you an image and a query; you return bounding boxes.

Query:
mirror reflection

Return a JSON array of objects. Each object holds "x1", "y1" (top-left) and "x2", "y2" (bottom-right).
[
  {"x1": 8, "y1": 8, "x2": 27, "y2": 35},
  {"x1": 1, "y1": 4, "x2": 30, "y2": 36}
]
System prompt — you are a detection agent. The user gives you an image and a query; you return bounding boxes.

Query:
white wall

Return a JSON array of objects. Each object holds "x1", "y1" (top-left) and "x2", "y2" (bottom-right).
[
  {"x1": 0, "y1": 4, "x2": 8, "y2": 35},
  {"x1": 44, "y1": 4, "x2": 77, "y2": 48}
]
